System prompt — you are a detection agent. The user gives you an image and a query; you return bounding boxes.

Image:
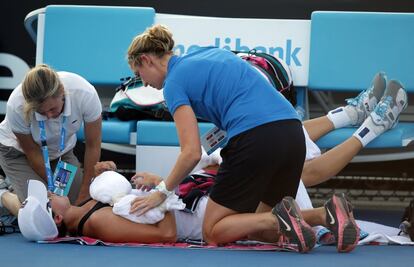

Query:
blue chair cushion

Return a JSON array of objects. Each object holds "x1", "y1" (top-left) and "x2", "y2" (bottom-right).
[
  {"x1": 137, "y1": 120, "x2": 215, "y2": 146},
  {"x1": 43, "y1": 5, "x2": 155, "y2": 86},
  {"x1": 77, "y1": 119, "x2": 137, "y2": 144},
  {"x1": 316, "y1": 122, "x2": 414, "y2": 149},
  {"x1": 309, "y1": 11, "x2": 414, "y2": 92}
]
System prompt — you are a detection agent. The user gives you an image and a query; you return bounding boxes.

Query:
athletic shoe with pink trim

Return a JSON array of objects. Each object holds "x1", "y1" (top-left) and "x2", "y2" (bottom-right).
[
  {"x1": 273, "y1": 196, "x2": 316, "y2": 253},
  {"x1": 324, "y1": 193, "x2": 360, "y2": 252}
]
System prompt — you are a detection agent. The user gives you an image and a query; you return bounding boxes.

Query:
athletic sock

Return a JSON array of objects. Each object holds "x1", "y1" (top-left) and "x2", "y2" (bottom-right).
[
  {"x1": 353, "y1": 116, "x2": 382, "y2": 147},
  {"x1": 327, "y1": 106, "x2": 356, "y2": 129}
]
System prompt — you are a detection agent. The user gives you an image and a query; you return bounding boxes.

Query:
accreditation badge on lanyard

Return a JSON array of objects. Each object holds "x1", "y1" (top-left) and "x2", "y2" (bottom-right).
[
  {"x1": 38, "y1": 116, "x2": 77, "y2": 195},
  {"x1": 201, "y1": 126, "x2": 227, "y2": 155}
]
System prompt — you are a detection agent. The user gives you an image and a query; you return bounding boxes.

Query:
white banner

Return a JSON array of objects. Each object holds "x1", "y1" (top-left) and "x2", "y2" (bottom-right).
[{"x1": 156, "y1": 14, "x2": 310, "y2": 86}]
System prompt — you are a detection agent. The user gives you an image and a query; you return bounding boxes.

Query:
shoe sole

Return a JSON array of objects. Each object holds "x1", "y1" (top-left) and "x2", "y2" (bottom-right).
[
  {"x1": 275, "y1": 197, "x2": 316, "y2": 253},
  {"x1": 345, "y1": 72, "x2": 386, "y2": 125},
  {"x1": 327, "y1": 194, "x2": 360, "y2": 253},
  {"x1": 366, "y1": 72, "x2": 387, "y2": 113}
]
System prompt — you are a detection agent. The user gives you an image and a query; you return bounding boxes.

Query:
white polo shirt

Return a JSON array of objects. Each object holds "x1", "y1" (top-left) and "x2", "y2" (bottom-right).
[{"x1": 0, "y1": 71, "x2": 102, "y2": 160}]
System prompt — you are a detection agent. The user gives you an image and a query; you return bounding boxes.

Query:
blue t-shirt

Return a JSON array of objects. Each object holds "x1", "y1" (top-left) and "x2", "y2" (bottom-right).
[{"x1": 163, "y1": 47, "x2": 299, "y2": 140}]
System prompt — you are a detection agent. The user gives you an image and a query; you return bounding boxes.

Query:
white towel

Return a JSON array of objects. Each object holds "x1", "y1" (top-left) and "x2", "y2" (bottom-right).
[
  {"x1": 356, "y1": 220, "x2": 414, "y2": 245},
  {"x1": 113, "y1": 189, "x2": 186, "y2": 224},
  {"x1": 90, "y1": 171, "x2": 132, "y2": 205},
  {"x1": 90, "y1": 171, "x2": 185, "y2": 224},
  {"x1": 191, "y1": 147, "x2": 223, "y2": 173}
]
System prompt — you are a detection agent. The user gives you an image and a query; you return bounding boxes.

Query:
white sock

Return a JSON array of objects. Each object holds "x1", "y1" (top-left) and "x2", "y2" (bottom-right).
[
  {"x1": 327, "y1": 106, "x2": 355, "y2": 129},
  {"x1": 0, "y1": 189, "x2": 8, "y2": 208},
  {"x1": 353, "y1": 117, "x2": 383, "y2": 147}
]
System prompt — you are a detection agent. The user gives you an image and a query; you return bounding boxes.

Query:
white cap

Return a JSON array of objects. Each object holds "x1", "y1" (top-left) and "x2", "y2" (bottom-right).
[{"x1": 18, "y1": 180, "x2": 58, "y2": 241}]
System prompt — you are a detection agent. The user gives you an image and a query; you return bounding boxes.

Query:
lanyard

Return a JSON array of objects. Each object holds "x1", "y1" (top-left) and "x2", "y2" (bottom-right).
[{"x1": 38, "y1": 116, "x2": 66, "y2": 191}]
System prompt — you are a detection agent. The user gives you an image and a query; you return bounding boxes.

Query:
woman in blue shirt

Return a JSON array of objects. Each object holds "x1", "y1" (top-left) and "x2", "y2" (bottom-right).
[{"x1": 127, "y1": 24, "x2": 314, "y2": 252}]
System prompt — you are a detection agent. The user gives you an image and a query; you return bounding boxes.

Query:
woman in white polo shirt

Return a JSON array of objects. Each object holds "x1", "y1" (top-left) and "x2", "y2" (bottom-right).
[{"x1": 0, "y1": 64, "x2": 102, "y2": 207}]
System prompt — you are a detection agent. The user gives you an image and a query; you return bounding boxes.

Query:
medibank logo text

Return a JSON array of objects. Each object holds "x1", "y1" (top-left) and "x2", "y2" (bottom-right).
[{"x1": 174, "y1": 37, "x2": 302, "y2": 66}]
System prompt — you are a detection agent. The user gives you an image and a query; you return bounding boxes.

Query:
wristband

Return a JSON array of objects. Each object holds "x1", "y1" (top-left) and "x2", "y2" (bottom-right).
[{"x1": 155, "y1": 181, "x2": 174, "y2": 197}]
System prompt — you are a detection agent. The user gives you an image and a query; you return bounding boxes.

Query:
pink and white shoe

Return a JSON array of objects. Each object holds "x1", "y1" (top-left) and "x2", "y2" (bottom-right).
[
  {"x1": 324, "y1": 193, "x2": 360, "y2": 252},
  {"x1": 273, "y1": 196, "x2": 316, "y2": 253}
]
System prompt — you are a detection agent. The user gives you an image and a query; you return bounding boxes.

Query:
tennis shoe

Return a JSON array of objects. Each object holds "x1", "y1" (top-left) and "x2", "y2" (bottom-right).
[
  {"x1": 369, "y1": 80, "x2": 408, "y2": 133},
  {"x1": 344, "y1": 72, "x2": 387, "y2": 126},
  {"x1": 324, "y1": 193, "x2": 359, "y2": 252},
  {"x1": 273, "y1": 197, "x2": 316, "y2": 253}
]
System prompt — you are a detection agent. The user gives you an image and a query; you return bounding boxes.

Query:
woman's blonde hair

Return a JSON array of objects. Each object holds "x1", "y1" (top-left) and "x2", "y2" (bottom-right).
[
  {"x1": 127, "y1": 24, "x2": 174, "y2": 66},
  {"x1": 22, "y1": 64, "x2": 63, "y2": 122}
]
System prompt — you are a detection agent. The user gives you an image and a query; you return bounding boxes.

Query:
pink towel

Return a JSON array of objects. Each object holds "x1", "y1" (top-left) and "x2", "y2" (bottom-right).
[{"x1": 39, "y1": 236, "x2": 299, "y2": 251}]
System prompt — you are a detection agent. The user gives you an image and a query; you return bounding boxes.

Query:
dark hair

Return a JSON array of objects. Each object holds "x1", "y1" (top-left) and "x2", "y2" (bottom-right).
[{"x1": 52, "y1": 211, "x2": 68, "y2": 237}]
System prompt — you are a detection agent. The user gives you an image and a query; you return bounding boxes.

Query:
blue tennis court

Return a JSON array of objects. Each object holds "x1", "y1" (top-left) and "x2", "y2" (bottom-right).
[
  {"x1": 1, "y1": 207, "x2": 413, "y2": 267},
  {"x1": 1, "y1": 232, "x2": 413, "y2": 267}
]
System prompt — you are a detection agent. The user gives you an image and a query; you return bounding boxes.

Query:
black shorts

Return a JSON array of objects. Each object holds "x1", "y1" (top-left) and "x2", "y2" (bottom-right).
[{"x1": 209, "y1": 119, "x2": 305, "y2": 213}]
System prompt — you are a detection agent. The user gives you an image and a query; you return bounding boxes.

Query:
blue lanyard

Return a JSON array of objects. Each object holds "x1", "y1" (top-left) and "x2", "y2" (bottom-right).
[{"x1": 38, "y1": 116, "x2": 66, "y2": 191}]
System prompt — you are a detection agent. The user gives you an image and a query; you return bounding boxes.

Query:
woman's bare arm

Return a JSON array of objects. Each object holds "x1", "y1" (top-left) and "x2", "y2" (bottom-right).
[{"x1": 85, "y1": 208, "x2": 177, "y2": 243}]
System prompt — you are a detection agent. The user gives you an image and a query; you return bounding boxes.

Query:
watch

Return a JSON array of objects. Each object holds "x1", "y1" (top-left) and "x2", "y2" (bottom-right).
[{"x1": 155, "y1": 181, "x2": 174, "y2": 197}]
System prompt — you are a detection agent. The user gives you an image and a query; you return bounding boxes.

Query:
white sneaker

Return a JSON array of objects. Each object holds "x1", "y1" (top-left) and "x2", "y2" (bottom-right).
[
  {"x1": 344, "y1": 72, "x2": 387, "y2": 126},
  {"x1": 370, "y1": 80, "x2": 408, "y2": 132},
  {"x1": 353, "y1": 80, "x2": 407, "y2": 147}
]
